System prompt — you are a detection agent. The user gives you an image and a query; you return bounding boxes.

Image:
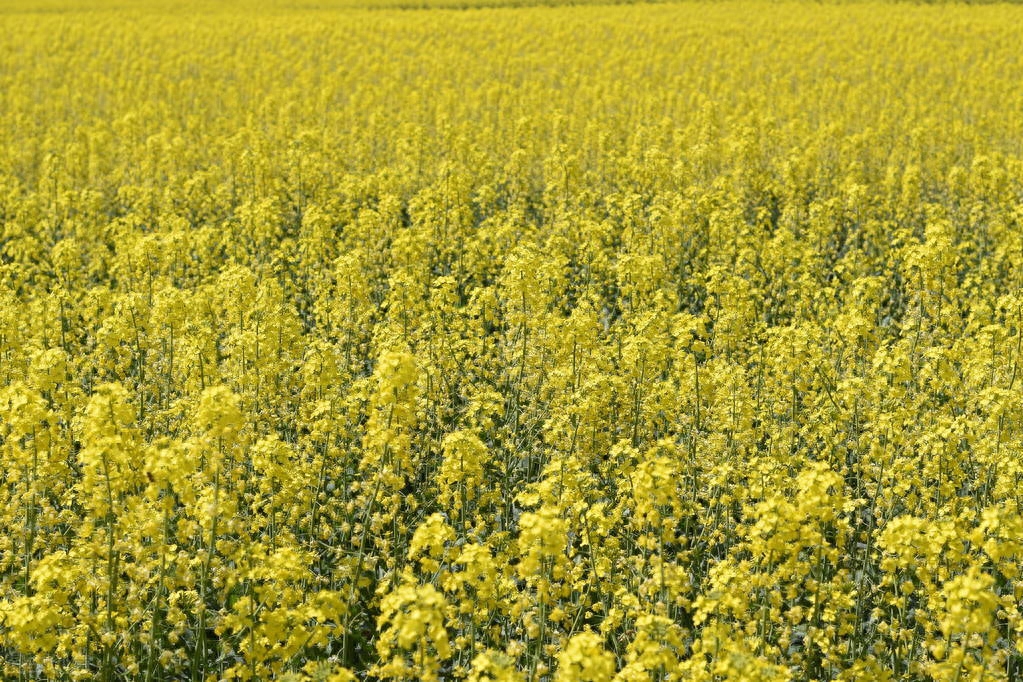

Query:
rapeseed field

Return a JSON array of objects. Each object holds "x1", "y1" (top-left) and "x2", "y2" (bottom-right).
[{"x1": 1, "y1": 1, "x2": 1022, "y2": 680}]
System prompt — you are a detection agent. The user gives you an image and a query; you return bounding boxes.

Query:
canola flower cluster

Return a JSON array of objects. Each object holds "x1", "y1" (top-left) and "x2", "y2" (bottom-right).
[{"x1": 1, "y1": 1, "x2": 1023, "y2": 680}]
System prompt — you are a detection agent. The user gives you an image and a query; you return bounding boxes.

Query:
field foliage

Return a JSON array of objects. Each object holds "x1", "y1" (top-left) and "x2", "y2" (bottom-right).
[{"x1": 2, "y1": 2, "x2": 1023, "y2": 680}]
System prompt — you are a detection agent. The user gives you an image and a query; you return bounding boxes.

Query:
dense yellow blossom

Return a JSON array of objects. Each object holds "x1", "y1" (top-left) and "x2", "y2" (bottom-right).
[{"x1": 1, "y1": 0, "x2": 1023, "y2": 680}]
